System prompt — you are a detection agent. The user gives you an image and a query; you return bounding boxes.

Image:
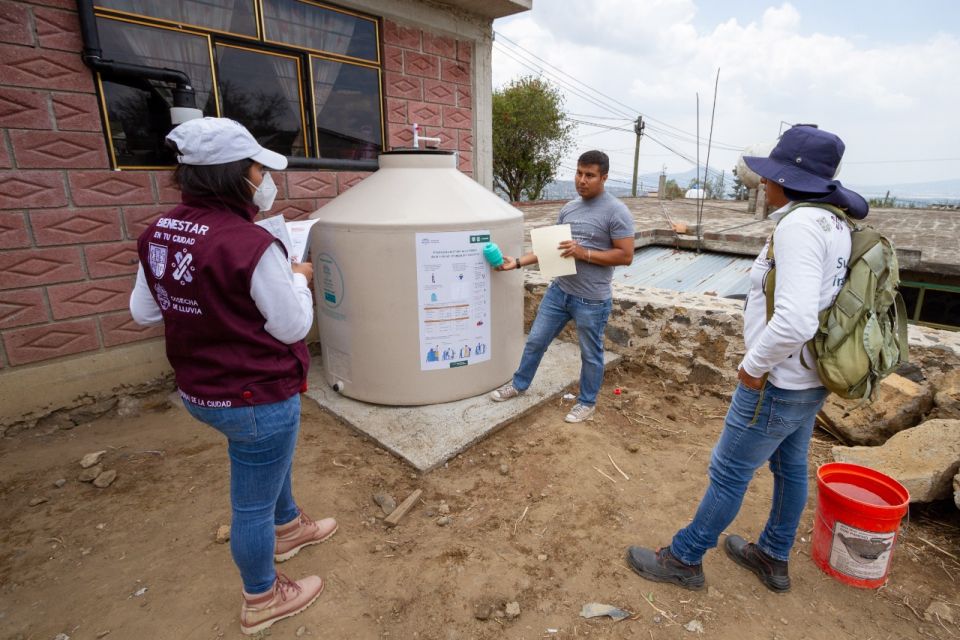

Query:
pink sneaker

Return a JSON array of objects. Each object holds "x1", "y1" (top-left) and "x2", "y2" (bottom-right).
[
  {"x1": 240, "y1": 573, "x2": 323, "y2": 635},
  {"x1": 275, "y1": 510, "x2": 338, "y2": 562}
]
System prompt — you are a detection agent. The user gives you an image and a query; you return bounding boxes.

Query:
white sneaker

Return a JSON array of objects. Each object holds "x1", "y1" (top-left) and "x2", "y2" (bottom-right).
[
  {"x1": 490, "y1": 383, "x2": 522, "y2": 402},
  {"x1": 565, "y1": 403, "x2": 596, "y2": 423}
]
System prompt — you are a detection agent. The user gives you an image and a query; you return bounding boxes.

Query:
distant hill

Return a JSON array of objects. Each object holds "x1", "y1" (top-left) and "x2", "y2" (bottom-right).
[{"x1": 533, "y1": 172, "x2": 960, "y2": 206}]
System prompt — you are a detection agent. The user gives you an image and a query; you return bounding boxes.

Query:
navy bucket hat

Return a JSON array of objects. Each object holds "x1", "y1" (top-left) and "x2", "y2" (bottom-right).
[{"x1": 743, "y1": 125, "x2": 868, "y2": 219}]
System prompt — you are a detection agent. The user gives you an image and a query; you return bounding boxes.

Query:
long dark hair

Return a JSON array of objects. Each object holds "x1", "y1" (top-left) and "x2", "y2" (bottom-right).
[
  {"x1": 172, "y1": 159, "x2": 254, "y2": 205},
  {"x1": 166, "y1": 138, "x2": 254, "y2": 205}
]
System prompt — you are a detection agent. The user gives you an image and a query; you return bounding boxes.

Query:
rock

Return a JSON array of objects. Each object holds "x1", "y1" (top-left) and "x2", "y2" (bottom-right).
[
  {"x1": 116, "y1": 396, "x2": 142, "y2": 419},
  {"x1": 493, "y1": 609, "x2": 506, "y2": 619},
  {"x1": 28, "y1": 497, "x2": 48, "y2": 507},
  {"x1": 437, "y1": 502, "x2": 450, "y2": 516},
  {"x1": 436, "y1": 516, "x2": 452, "y2": 526},
  {"x1": 924, "y1": 601, "x2": 955, "y2": 624},
  {"x1": 832, "y1": 418, "x2": 960, "y2": 502},
  {"x1": 215, "y1": 525, "x2": 230, "y2": 544},
  {"x1": 80, "y1": 450, "x2": 107, "y2": 469},
  {"x1": 473, "y1": 602, "x2": 493, "y2": 620},
  {"x1": 537, "y1": 553, "x2": 547, "y2": 561},
  {"x1": 505, "y1": 602, "x2": 521, "y2": 619},
  {"x1": 499, "y1": 464, "x2": 510, "y2": 475},
  {"x1": 78, "y1": 464, "x2": 103, "y2": 482},
  {"x1": 819, "y1": 374, "x2": 934, "y2": 445},
  {"x1": 295, "y1": 625, "x2": 307, "y2": 637},
  {"x1": 93, "y1": 470, "x2": 117, "y2": 488},
  {"x1": 372, "y1": 493, "x2": 397, "y2": 516},
  {"x1": 684, "y1": 619, "x2": 704, "y2": 633},
  {"x1": 932, "y1": 368, "x2": 960, "y2": 419},
  {"x1": 954, "y1": 470, "x2": 960, "y2": 510},
  {"x1": 53, "y1": 478, "x2": 67, "y2": 488},
  {"x1": 54, "y1": 634, "x2": 71, "y2": 640},
  {"x1": 627, "y1": 443, "x2": 640, "y2": 453}
]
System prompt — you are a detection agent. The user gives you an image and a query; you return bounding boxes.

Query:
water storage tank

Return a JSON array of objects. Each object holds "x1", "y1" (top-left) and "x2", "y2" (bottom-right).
[
  {"x1": 736, "y1": 140, "x2": 776, "y2": 189},
  {"x1": 307, "y1": 150, "x2": 525, "y2": 405}
]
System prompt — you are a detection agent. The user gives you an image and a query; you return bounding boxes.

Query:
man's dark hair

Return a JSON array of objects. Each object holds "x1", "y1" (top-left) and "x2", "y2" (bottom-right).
[
  {"x1": 168, "y1": 140, "x2": 254, "y2": 205},
  {"x1": 577, "y1": 150, "x2": 609, "y2": 175}
]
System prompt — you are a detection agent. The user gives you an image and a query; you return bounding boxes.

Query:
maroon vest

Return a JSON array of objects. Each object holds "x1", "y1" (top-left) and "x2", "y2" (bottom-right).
[{"x1": 137, "y1": 195, "x2": 309, "y2": 407}]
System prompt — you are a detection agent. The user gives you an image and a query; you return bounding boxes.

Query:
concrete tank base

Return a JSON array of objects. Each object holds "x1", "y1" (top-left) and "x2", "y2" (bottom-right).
[{"x1": 303, "y1": 341, "x2": 621, "y2": 472}]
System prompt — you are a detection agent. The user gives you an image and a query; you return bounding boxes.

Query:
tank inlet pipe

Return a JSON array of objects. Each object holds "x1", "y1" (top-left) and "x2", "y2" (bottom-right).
[
  {"x1": 412, "y1": 123, "x2": 441, "y2": 149},
  {"x1": 332, "y1": 381, "x2": 345, "y2": 393}
]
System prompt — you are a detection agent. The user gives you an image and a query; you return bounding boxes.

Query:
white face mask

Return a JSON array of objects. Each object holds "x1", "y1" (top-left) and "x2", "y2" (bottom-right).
[{"x1": 246, "y1": 171, "x2": 278, "y2": 212}]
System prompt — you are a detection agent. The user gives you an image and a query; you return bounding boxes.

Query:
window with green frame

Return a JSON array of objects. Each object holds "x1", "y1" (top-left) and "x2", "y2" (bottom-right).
[
  {"x1": 92, "y1": 0, "x2": 383, "y2": 169},
  {"x1": 899, "y1": 281, "x2": 960, "y2": 331}
]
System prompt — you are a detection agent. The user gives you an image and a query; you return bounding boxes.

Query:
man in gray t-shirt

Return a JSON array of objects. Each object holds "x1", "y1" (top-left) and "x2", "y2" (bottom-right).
[{"x1": 490, "y1": 150, "x2": 635, "y2": 423}]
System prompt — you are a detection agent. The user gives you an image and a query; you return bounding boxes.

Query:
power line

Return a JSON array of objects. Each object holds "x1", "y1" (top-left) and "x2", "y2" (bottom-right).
[{"x1": 494, "y1": 31, "x2": 747, "y2": 149}]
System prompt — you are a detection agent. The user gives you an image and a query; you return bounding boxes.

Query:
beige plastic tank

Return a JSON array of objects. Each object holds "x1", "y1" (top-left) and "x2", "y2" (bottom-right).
[{"x1": 307, "y1": 150, "x2": 525, "y2": 405}]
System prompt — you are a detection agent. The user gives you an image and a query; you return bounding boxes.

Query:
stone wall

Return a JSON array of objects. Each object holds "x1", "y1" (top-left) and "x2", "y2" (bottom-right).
[{"x1": 521, "y1": 272, "x2": 960, "y2": 399}]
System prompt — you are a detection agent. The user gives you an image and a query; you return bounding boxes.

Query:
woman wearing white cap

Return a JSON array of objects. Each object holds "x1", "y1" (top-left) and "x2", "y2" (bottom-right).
[{"x1": 130, "y1": 117, "x2": 337, "y2": 634}]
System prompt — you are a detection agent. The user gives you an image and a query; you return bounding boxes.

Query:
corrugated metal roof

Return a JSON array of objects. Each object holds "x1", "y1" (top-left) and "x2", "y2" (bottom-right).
[{"x1": 616, "y1": 246, "x2": 754, "y2": 298}]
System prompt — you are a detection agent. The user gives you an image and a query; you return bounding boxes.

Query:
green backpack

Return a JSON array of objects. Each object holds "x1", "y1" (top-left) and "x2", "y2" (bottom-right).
[{"x1": 763, "y1": 203, "x2": 909, "y2": 400}]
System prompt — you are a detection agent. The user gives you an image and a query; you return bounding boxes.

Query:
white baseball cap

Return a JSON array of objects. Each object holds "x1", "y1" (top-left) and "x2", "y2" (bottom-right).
[{"x1": 165, "y1": 117, "x2": 288, "y2": 170}]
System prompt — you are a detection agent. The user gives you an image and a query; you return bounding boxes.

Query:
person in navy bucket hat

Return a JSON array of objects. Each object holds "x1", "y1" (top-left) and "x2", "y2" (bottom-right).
[
  {"x1": 744, "y1": 124, "x2": 869, "y2": 219},
  {"x1": 625, "y1": 124, "x2": 860, "y2": 593}
]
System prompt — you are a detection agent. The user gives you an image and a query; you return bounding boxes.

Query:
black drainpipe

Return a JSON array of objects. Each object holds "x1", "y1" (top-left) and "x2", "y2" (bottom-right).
[{"x1": 76, "y1": 0, "x2": 197, "y2": 110}]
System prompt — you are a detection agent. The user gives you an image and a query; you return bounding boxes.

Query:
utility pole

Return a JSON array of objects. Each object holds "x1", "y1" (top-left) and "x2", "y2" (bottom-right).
[{"x1": 631, "y1": 115, "x2": 645, "y2": 197}]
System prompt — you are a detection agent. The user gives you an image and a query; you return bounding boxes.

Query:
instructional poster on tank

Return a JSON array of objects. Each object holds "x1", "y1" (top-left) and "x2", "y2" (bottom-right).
[{"x1": 416, "y1": 230, "x2": 492, "y2": 371}]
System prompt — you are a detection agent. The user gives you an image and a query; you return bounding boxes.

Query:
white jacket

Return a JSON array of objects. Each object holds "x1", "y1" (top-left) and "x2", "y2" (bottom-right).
[{"x1": 740, "y1": 203, "x2": 852, "y2": 390}]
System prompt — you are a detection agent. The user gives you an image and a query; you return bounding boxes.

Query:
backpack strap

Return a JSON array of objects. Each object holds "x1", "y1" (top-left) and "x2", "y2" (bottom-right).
[{"x1": 761, "y1": 202, "x2": 854, "y2": 368}]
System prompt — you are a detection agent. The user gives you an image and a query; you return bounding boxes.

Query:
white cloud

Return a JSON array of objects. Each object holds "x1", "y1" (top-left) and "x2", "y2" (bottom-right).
[{"x1": 493, "y1": 1, "x2": 960, "y2": 190}]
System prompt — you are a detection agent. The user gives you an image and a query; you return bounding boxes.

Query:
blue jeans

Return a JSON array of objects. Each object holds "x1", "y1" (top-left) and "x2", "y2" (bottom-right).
[
  {"x1": 513, "y1": 282, "x2": 612, "y2": 406},
  {"x1": 670, "y1": 382, "x2": 828, "y2": 563},
  {"x1": 185, "y1": 394, "x2": 302, "y2": 594}
]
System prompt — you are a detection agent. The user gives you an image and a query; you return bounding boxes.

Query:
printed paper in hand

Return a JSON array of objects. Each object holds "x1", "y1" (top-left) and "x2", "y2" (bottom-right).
[
  {"x1": 256, "y1": 216, "x2": 320, "y2": 263},
  {"x1": 530, "y1": 224, "x2": 577, "y2": 279}
]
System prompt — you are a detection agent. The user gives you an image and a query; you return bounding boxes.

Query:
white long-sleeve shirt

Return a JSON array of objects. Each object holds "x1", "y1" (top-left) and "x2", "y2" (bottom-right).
[
  {"x1": 130, "y1": 242, "x2": 314, "y2": 345},
  {"x1": 740, "y1": 203, "x2": 852, "y2": 389}
]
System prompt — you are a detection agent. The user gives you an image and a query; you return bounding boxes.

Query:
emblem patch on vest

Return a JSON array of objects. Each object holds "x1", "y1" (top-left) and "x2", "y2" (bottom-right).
[
  {"x1": 148, "y1": 243, "x2": 168, "y2": 279},
  {"x1": 172, "y1": 248, "x2": 195, "y2": 284},
  {"x1": 154, "y1": 284, "x2": 170, "y2": 311}
]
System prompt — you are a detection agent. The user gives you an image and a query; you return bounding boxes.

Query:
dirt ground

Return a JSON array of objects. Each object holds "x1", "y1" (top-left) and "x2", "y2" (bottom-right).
[{"x1": 2, "y1": 365, "x2": 959, "y2": 640}]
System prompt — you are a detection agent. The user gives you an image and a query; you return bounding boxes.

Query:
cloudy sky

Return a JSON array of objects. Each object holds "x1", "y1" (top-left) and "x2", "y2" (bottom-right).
[{"x1": 492, "y1": 0, "x2": 960, "y2": 196}]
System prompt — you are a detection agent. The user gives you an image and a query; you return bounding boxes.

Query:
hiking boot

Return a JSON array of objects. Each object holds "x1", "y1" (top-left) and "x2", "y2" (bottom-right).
[
  {"x1": 240, "y1": 573, "x2": 324, "y2": 635},
  {"x1": 490, "y1": 383, "x2": 522, "y2": 402},
  {"x1": 565, "y1": 403, "x2": 596, "y2": 423},
  {"x1": 626, "y1": 545, "x2": 705, "y2": 590},
  {"x1": 724, "y1": 535, "x2": 790, "y2": 592},
  {"x1": 275, "y1": 510, "x2": 338, "y2": 562}
]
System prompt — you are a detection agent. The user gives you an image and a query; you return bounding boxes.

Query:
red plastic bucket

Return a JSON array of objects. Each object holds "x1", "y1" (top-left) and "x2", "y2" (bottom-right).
[{"x1": 811, "y1": 462, "x2": 910, "y2": 588}]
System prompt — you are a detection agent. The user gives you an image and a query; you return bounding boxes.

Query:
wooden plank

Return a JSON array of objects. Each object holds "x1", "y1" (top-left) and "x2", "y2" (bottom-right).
[{"x1": 384, "y1": 489, "x2": 423, "y2": 527}]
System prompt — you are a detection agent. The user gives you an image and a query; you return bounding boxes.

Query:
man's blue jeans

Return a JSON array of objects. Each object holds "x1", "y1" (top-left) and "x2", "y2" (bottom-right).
[
  {"x1": 670, "y1": 382, "x2": 829, "y2": 563},
  {"x1": 185, "y1": 394, "x2": 302, "y2": 594},
  {"x1": 513, "y1": 282, "x2": 612, "y2": 406}
]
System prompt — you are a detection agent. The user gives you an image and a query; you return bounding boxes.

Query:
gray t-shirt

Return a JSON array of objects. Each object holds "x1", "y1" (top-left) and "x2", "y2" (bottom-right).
[{"x1": 554, "y1": 190, "x2": 635, "y2": 300}]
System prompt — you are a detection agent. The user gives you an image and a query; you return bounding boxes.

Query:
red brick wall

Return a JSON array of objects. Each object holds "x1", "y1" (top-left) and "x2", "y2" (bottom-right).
[{"x1": 0, "y1": 4, "x2": 475, "y2": 370}]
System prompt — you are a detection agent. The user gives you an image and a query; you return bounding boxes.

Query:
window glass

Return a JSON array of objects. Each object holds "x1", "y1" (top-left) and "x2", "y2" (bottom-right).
[
  {"x1": 263, "y1": 0, "x2": 378, "y2": 62},
  {"x1": 96, "y1": 17, "x2": 216, "y2": 167},
  {"x1": 312, "y1": 58, "x2": 382, "y2": 160},
  {"x1": 95, "y1": 0, "x2": 258, "y2": 36},
  {"x1": 917, "y1": 288, "x2": 960, "y2": 328},
  {"x1": 217, "y1": 45, "x2": 307, "y2": 157}
]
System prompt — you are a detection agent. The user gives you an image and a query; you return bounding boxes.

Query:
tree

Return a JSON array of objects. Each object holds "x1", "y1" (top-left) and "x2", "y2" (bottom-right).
[
  {"x1": 729, "y1": 167, "x2": 748, "y2": 200},
  {"x1": 492, "y1": 77, "x2": 574, "y2": 202},
  {"x1": 663, "y1": 178, "x2": 684, "y2": 199}
]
